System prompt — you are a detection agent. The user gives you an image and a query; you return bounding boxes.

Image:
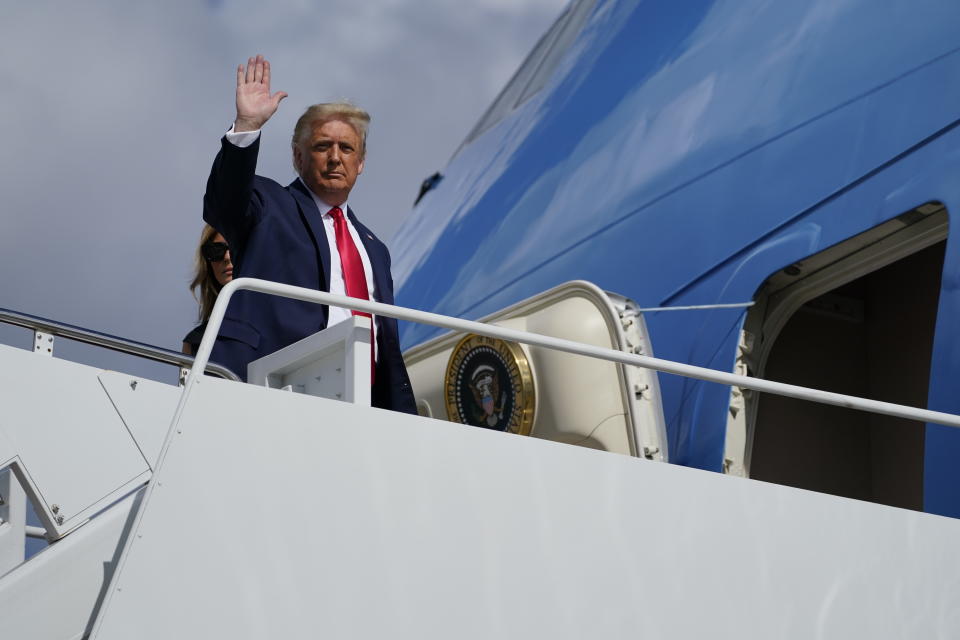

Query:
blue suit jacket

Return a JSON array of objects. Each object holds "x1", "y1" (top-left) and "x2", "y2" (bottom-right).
[{"x1": 203, "y1": 135, "x2": 417, "y2": 414}]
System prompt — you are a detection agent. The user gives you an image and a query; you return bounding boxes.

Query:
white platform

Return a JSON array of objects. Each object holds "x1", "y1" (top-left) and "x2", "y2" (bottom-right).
[
  {"x1": 247, "y1": 315, "x2": 372, "y2": 406},
  {"x1": 88, "y1": 372, "x2": 960, "y2": 639}
]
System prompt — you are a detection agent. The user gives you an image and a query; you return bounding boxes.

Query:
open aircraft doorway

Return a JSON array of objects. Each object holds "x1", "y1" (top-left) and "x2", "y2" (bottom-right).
[
  {"x1": 403, "y1": 281, "x2": 669, "y2": 461},
  {"x1": 725, "y1": 203, "x2": 948, "y2": 511}
]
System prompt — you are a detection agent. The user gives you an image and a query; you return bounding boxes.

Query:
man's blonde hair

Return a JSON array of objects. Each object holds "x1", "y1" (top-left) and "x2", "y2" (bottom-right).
[{"x1": 291, "y1": 102, "x2": 370, "y2": 167}]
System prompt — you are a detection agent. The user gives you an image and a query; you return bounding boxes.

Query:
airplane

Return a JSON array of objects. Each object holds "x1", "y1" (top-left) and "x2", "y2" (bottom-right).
[
  {"x1": 2, "y1": 0, "x2": 960, "y2": 637},
  {"x1": 392, "y1": 0, "x2": 960, "y2": 518}
]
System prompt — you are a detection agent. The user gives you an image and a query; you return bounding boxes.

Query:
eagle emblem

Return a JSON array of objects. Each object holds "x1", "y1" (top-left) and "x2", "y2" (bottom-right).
[{"x1": 444, "y1": 335, "x2": 535, "y2": 435}]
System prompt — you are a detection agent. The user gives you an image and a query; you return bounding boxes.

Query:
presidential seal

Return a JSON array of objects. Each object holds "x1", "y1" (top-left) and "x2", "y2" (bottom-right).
[{"x1": 444, "y1": 334, "x2": 535, "y2": 435}]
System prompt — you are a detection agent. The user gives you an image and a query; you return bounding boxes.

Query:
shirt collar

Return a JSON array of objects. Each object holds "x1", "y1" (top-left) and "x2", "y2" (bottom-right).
[{"x1": 298, "y1": 177, "x2": 349, "y2": 218}]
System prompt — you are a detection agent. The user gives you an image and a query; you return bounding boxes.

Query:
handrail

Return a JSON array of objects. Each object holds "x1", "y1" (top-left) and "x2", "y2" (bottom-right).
[
  {"x1": 0, "y1": 307, "x2": 240, "y2": 382},
  {"x1": 188, "y1": 278, "x2": 960, "y2": 429}
]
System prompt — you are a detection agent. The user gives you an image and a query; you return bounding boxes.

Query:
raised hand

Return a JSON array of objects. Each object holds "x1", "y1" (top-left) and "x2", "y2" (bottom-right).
[{"x1": 234, "y1": 54, "x2": 288, "y2": 132}]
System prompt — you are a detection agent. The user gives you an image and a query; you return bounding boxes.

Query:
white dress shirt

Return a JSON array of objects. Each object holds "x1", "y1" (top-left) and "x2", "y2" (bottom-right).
[{"x1": 225, "y1": 127, "x2": 379, "y2": 359}]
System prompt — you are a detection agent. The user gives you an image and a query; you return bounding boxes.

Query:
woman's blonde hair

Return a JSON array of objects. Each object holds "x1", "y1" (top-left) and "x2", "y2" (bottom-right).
[{"x1": 189, "y1": 224, "x2": 224, "y2": 323}]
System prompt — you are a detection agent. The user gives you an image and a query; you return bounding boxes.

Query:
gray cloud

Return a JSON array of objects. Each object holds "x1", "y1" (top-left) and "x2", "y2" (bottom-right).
[{"x1": 0, "y1": 0, "x2": 564, "y2": 370}]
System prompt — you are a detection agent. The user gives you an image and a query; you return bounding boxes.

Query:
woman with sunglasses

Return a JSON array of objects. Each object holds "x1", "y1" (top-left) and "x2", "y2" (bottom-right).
[{"x1": 183, "y1": 225, "x2": 233, "y2": 355}]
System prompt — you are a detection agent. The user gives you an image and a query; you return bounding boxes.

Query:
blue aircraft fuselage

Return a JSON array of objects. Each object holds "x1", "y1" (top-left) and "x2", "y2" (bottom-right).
[{"x1": 392, "y1": 0, "x2": 960, "y2": 517}]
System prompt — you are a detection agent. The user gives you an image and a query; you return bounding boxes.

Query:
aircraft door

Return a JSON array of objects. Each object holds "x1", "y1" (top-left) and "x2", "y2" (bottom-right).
[{"x1": 403, "y1": 281, "x2": 668, "y2": 460}]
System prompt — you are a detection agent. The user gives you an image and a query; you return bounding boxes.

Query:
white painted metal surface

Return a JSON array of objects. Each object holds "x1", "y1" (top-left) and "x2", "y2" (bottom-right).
[
  {"x1": 24, "y1": 525, "x2": 47, "y2": 539},
  {"x1": 99, "y1": 372, "x2": 181, "y2": 468},
  {"x1": 91, "y1": 376, "x2": 960, "y2": 638},
  {"x1": 0, "y1": 489, "x2": 141, "y2": 640},
  {"x1": 248, "y1": 314, "x2": 372, "y2": 406},
  {"x1": 0, "y1": 468, "x2": 26, "y2": 575},
  {"x1": 0, "y1": 357, "x2": 182, "y2": 638},
  {"x1": 33, "y1": 330, "x2": 54, "y2": 357},
  {"x1": 605, "y1": 290, "x2": 668, "y2": 459},
  {"x1": 0, "y1": 344, "x2": 151, "y2": 539},
  {"x1": 723, "y1": 330, "x2": 753, "y2": 477},
  {"x1": 2, "y1": 277, "x2": 960, "y2": 639}
]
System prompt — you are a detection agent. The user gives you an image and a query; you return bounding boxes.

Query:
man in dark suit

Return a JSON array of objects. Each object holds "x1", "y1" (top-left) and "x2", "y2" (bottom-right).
[{"x1": 203, "y1": 54, "x2": 416, "y2": 414}]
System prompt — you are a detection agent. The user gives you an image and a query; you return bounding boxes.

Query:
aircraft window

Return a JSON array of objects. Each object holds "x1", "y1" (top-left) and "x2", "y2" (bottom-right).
[
  {"x1": 462, "y1": 0, "x2": 597, "y2": 147},
  {"x1": 727, "y1": 203, "x2": 948, "y2": 512}
]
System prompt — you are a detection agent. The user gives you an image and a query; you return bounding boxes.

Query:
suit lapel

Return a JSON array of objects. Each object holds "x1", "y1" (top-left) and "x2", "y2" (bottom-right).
[
  {"x1": 348, "y1": 206, "x2": 391, "y2": 305},
  {"x1": 289, "y1": 179, "x2": 332, "y2": 293}
]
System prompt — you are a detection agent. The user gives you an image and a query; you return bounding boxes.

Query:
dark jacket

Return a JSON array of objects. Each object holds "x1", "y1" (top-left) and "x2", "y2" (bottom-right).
[{"x1": 203, "y1": 135, "x2": 416, "y2": 414}]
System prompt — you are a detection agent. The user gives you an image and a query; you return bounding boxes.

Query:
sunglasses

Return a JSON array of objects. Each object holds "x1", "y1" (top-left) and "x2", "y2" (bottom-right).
[{"x1": 202, "y1": 241, "x2": 230, "y2": 262}]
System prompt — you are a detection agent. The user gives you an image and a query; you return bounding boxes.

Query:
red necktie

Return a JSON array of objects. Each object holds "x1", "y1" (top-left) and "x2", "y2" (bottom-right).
[{"x1": 330, "y1": 207, "x2": 375, "y2": 384}]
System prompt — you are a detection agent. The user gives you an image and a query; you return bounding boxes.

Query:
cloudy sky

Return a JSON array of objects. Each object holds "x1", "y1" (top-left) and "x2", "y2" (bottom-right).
[{"x1": 0, "y1": 0, "x2": 565, "y2": 379}]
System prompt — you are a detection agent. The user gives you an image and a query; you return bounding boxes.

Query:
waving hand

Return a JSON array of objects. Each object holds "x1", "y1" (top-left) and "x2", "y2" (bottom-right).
[{"x1": 234, "y1": 55, "x2": 288, "y2": 132}]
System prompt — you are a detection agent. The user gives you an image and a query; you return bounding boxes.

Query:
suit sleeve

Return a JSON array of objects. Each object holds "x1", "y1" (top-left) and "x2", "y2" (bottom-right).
[
  {"x1": 382, "y1": 247, "x2": 394, "y2": 303},
  {"x1": 377, "y1": 244, "x2": 418, "y2": 414},
  {"x1": 203, "y1": 135, "x2": 265, "y2": 251}
]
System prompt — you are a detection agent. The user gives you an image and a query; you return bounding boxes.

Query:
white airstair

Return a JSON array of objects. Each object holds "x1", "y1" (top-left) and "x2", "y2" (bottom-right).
[{"x1": 2, "y1": 278, "x2": 959, "y2": 639}]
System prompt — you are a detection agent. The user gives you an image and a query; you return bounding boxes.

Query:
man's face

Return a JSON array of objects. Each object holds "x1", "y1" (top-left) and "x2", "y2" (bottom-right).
[{"x1": 293, "y1": 118, "x2": 364, "y2": 206}]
